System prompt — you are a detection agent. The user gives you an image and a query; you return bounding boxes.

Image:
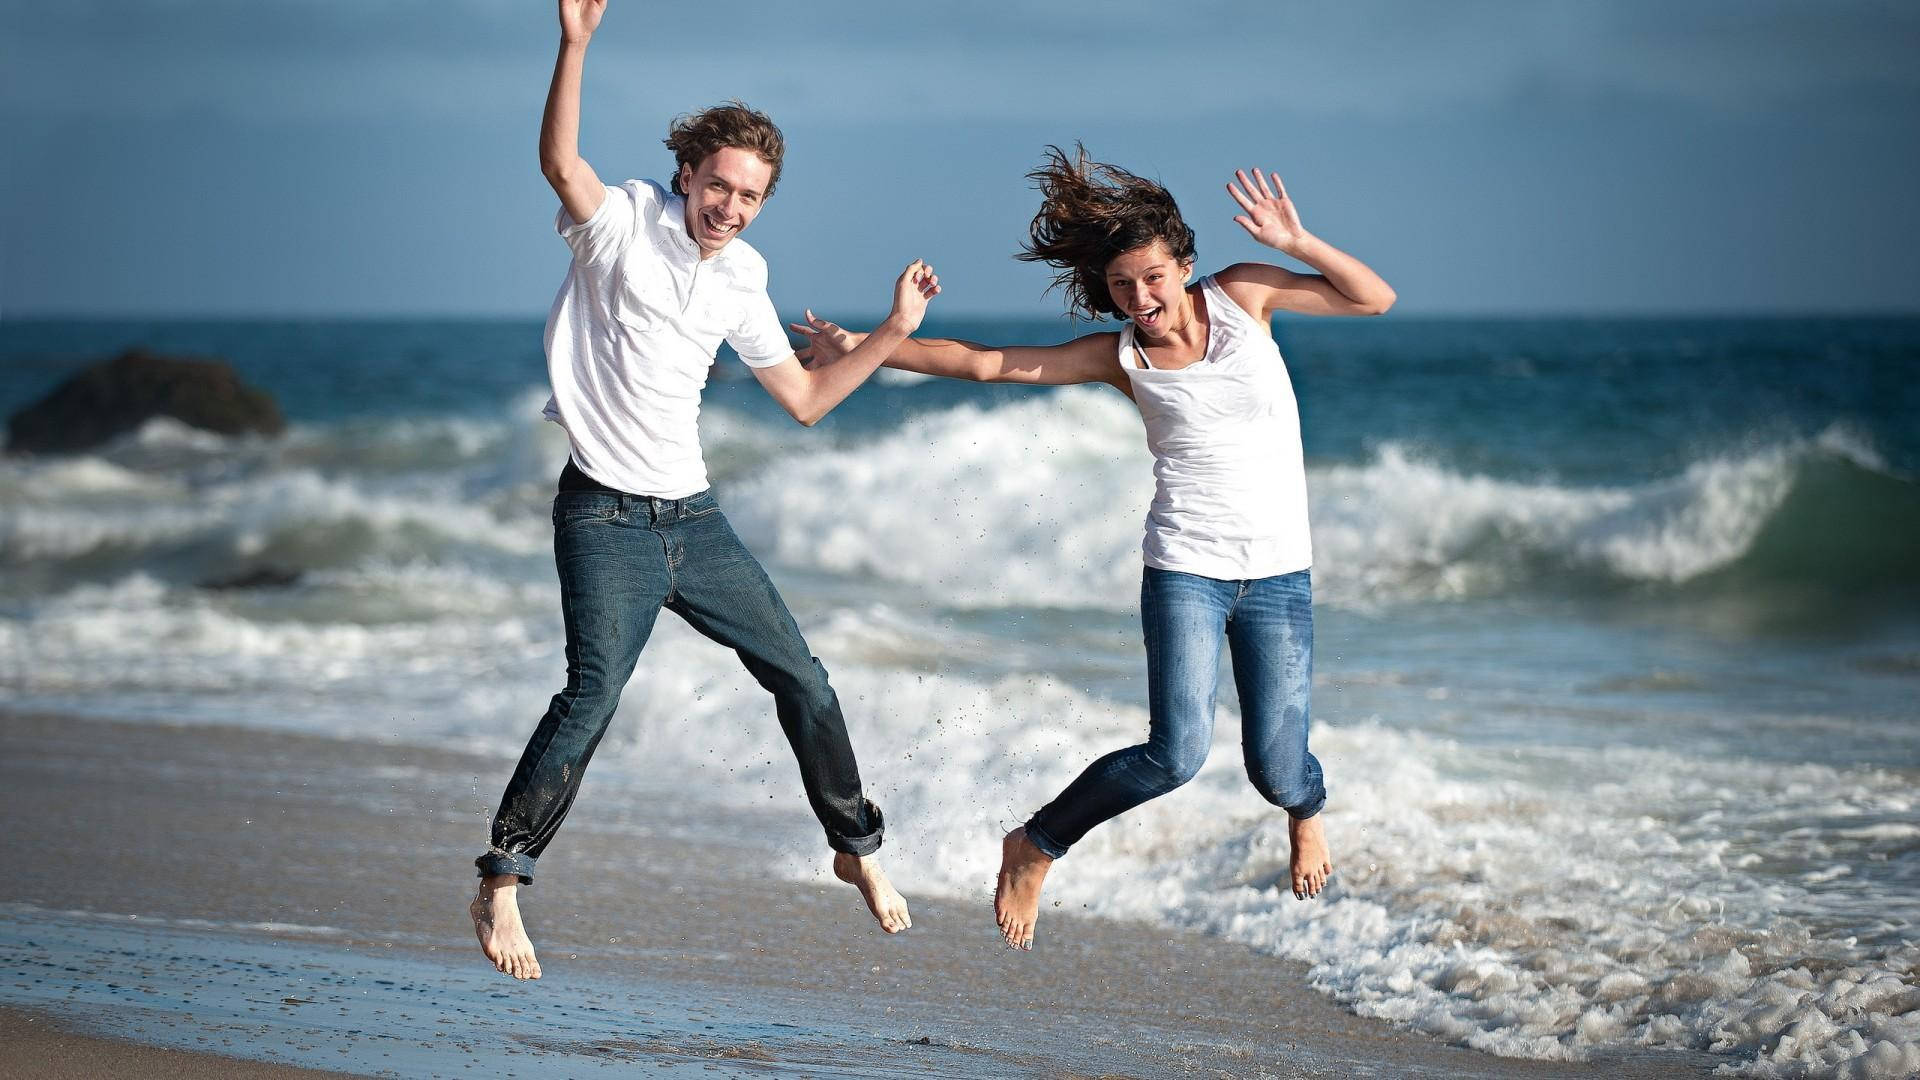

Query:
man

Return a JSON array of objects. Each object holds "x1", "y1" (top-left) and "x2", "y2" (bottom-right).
[{"x1": 470, "y1": 0, "x2": 938, "y2": 981}]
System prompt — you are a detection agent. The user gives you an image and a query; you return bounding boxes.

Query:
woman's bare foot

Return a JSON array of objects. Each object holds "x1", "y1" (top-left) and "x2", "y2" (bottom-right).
[
  {"x1": 470, "y1": 875, "x2": 541, "y2": 979},
  {"x1": 832, "y1": 852, "x2": 912, "y2": 933},
  {"x1": 1289, "y1": 813, "x2": 1332, "y2": 899},
  {"x1": 994, "y1": 827, "x2": 1054, "y2": 951}
]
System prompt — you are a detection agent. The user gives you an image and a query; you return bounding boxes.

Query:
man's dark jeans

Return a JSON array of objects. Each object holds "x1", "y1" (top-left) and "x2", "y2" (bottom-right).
[{"x1": 476, "y1": 489, "x2": 883, "y2": 883}]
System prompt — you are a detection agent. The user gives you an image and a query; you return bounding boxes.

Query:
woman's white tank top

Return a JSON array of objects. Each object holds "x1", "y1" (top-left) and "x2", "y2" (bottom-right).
[{"x1": 1118, "y1": 274, "x2": 1312, "y2": 580}]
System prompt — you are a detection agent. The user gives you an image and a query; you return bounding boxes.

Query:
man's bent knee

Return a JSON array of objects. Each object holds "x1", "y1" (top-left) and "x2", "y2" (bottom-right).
[{"x1": 759, "y1": 655, "x2": 836, "y2": 710}]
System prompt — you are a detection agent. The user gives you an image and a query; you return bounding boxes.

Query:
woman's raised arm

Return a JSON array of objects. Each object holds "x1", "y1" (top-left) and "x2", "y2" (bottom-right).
[{"x1": 1218, "y1": 168, "x2": 1395, "y2": 319}]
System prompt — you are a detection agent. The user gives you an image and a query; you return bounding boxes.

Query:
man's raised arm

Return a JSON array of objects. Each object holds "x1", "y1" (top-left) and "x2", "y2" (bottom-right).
[{"x1": 541, "y1": 0, "x2": 609, "y2": 224}]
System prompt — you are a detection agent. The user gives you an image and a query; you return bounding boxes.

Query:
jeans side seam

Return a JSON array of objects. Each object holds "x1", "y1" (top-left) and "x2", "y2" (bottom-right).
[{"x1": 512, "y1": 550, "x2": 599, "y2": 864}]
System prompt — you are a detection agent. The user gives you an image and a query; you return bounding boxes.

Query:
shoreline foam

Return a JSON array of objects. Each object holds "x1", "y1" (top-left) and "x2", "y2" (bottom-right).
[{"x1": 0, "y1": 711, "x2": 1719, "y2": 1078}]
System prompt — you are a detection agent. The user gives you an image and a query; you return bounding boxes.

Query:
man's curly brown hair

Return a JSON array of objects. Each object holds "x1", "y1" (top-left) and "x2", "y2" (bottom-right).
[
  {"x1": 1017, "y1": 144, "x2": 1196, "y2": 321},
  {"x1": 664, "y1": 102, "x2": 785, "y2": 197}
]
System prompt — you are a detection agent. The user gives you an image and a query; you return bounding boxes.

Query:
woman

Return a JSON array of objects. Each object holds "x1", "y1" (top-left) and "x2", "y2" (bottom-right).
[{"x1": 796, "y1": 146, "x2": 1394, "y2": 950}]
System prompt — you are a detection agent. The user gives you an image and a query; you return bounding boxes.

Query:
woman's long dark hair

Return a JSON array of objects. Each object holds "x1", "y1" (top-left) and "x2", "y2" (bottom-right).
[{"x1": 1017, "y1": 144, "x2": 1197, "y2": 320}]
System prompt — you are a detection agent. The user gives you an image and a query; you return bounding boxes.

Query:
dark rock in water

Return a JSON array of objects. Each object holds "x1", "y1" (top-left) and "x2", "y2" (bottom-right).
[
  {"x1": 200, "y1": 566, "x2": 303, "y2": 591},
  {"x1": 6, "y1": 348, "x2": 286, "y2": 454}
]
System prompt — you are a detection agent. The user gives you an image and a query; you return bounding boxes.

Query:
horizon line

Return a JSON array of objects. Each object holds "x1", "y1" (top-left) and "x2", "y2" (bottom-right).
[{"x1": 7, "y1": 307, "x2": 1920, "y2": 326}]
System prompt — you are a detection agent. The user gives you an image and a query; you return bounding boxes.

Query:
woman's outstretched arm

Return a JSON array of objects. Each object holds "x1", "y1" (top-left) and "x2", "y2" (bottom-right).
[
  {"x1": 792, "y1": 314, "x2": 1126, "y2": 389},
  {"x1": 1217, "y1": 168, "x2": 1396, "y2": 319}
]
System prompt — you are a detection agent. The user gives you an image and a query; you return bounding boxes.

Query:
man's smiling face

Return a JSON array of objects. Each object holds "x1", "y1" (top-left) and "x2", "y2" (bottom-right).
[{"x1": 678, "y1": 146, "x2": 773, "y2": 258}]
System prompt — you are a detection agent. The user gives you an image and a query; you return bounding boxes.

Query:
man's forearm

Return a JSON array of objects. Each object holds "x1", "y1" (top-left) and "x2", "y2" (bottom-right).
[
  {"x1": 540, "y1": 40, "x2": 590, "y2": 179},
  {"x1": 793, "y1": 315, "x2": 915, "y2": 424}
]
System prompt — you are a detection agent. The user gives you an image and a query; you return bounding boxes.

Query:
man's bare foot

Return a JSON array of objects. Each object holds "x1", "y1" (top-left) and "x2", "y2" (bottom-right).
[
  {"x1": 993, "y1": 827, "x2": 1054, "y2": 951},
  {"x1": 1289, "y1": 813, "x2": 1333, "y2": 899},
  {"x1": 832, "y1": 852, "x2": 911, "y2": 933},
  {"x1": 470, "y1": 874, "x2": 541, "y2": 980}
]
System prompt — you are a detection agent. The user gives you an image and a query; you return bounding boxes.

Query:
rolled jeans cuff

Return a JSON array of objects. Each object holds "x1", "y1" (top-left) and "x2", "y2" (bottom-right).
[
  {"x1": 1287, "y1": 790, "x2": 1327, "y2": 821},
  {"x1": 826, "y1": 800, "x2": 885, "y2": 857},
  {"x1": 1022, "y1": 817, "x2": 1070, "y2": 860},
  {"x1": 475, "y1": 849, "x2": 537, "y2": 884}
]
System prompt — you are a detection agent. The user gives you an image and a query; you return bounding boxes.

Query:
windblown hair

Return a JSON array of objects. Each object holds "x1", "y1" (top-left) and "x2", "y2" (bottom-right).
[
  {"x1": 1017, "y1": 144, "x2": 1197, "y2": 320},
  {"x1": 663, "y1": 101, "x2": 785, "y2": 197}
]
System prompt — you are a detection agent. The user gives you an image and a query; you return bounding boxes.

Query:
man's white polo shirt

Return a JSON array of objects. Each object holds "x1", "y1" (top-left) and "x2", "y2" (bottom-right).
[{"x1": 541, "y1": 179, "x2": 791, "y2": 498}]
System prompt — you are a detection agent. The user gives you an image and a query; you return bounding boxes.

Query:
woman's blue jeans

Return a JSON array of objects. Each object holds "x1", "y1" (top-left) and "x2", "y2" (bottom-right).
[
  {"x1": 476, "y1": 490, "x2": 883, "y2": 883},
  {"x1": 1024, "y1": 566, "x2": 1326, "y2": 859}
]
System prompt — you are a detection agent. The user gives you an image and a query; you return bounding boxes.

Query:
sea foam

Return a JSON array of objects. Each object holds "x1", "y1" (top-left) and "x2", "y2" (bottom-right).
[{"x1": 724, "y1": 398, "x2": 1912, "y2": 611}]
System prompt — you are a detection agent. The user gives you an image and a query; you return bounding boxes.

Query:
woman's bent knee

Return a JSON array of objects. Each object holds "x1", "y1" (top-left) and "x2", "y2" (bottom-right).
[{"x1": 1143, "y1": 743, "x2": 1208, "y2": 791}]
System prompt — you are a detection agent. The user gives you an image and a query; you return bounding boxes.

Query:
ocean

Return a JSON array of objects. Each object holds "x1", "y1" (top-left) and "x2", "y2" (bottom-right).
[{"x1": 2, "y1": 314, "x2": 1917, "y2": 1077}]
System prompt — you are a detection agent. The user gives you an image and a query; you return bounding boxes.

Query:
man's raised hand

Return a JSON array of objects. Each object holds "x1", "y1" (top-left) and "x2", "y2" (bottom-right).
[
  {"x1": 889, "y1": 260, "x2": 941, "y2": 333},
  {"x1": 559, "y1": 0, "x2": 606, "y2": 43}
]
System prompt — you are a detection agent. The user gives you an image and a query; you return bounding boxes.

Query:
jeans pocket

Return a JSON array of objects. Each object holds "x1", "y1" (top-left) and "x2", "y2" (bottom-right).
[{"x1": 553, "y1": 500, "x2": 619, "y2": 528}]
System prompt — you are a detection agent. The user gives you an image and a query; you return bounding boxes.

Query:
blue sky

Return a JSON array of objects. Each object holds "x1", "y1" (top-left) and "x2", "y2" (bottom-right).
[{"x1": 3, "y1": 1, "x2": 1917, "y2": 318}]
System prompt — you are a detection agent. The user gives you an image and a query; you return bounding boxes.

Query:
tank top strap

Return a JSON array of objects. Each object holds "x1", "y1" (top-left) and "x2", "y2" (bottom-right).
[
  {"x1": 1116, "y1": 319, "x2": 1147, "y2": 371},
  {"x1": 1198, "y1": 274, "x2": 1256, "y2": 332}
]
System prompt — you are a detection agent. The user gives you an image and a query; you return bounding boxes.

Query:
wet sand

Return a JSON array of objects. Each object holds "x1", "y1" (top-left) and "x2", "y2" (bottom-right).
[
  {"x1": 0, "y1": 712, "x2": 1720, "y2": 1077},
  {"x1": 0, "y1": 1006, "x2": 354, "y2": 1079}
]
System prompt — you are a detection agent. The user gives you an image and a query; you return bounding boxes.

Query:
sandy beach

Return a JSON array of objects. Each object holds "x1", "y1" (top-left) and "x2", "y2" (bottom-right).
[
  {"x1": 0, "y1": 1006, "x2": 354, "y2": 1080},
  {"x1": 0, "y1": 711, "x2": 1722, "y2": 1078}
]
